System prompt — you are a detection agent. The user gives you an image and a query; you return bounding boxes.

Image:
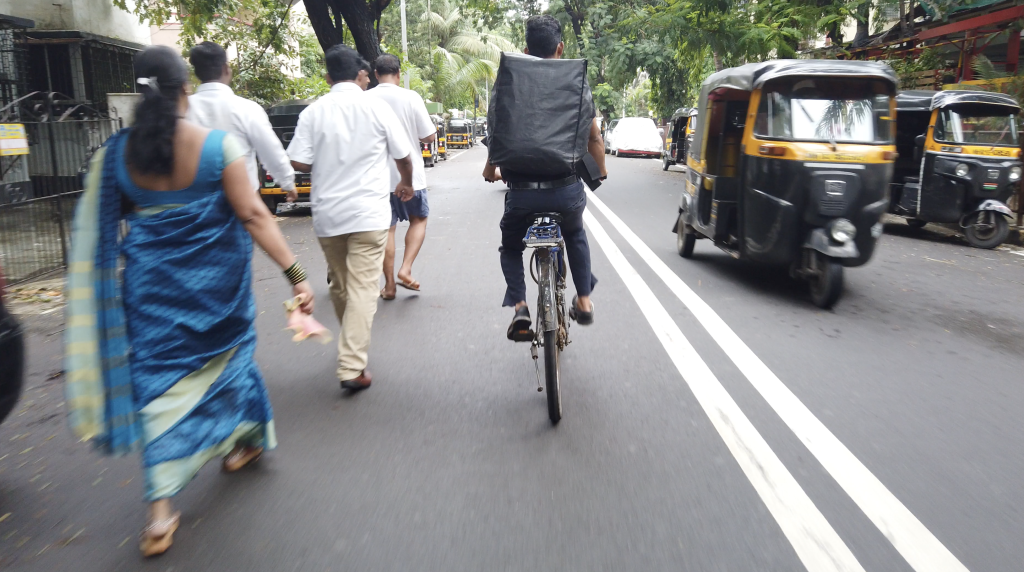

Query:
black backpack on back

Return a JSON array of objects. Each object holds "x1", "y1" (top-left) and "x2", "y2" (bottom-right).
[{"x1": 486, "y1": 53, "x2": 596, "y2": 179}]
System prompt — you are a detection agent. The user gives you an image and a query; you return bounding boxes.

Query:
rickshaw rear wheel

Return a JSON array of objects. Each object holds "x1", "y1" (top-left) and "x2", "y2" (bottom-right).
[
  {"x1": 965, "y1": 214, "x2": 1009, "y2": 249},
  {"x1": 677, "y1": 217, "x2": 696, "y2": 258},
  {"x1": 809, "y1": 256, "x2": 843, "y2": 309},
  {"x1": 906, "y1": 218, "x2": 927, "y2": 229},
  {"x1": 662, "y1": 157, "x2": 670, "y2": 171}
]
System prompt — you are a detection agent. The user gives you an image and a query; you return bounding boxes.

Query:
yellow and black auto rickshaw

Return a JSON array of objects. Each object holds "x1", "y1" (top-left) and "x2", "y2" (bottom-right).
[
  {"x1": 674, "y1": 60, "x2": 898, "y2": 308},
  {"x1": 422, "y1": 115, "x2": 439, "y2": 167},
  {"x1": 261, "y1": 99, "x2": 314, "y2": 213},
  {"x1": 432, "y1": 114, "x2": 447, "y2": 161},
  {"x1": 663, "y1": 107, "x2": 697, "y2": 171},
  {"x1": 889, "y1": 90, "x2": 1021, "y2": 248},
  {"x1": 447, "y1": 119, "x2": 474, "y2": 148}
]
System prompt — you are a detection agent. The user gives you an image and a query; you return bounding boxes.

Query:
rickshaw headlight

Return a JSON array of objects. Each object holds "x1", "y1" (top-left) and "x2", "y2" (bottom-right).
[
  {"x1": 829, "y1": 219, "x2": 857, "y2": 243},
  {"x1": 1010, "y1": 166, "x2": 1022, "y2": 181},
  {"x1": 955, "y1": 163, "x2": 969, "y2": 177}
]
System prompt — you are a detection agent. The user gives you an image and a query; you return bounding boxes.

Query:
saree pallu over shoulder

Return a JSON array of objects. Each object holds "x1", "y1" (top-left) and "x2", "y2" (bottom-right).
[
  {"x1": 65, "y1": 130, "x2": 140, "y2": 454},
  {"x1": 65, "y1": 129, "x2": 275, "y2": 500}
]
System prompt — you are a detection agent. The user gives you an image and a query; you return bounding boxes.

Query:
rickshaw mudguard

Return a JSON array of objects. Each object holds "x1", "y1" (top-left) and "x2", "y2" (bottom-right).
[
  {"x1": 972, "y1": 199, "x2": 1014, "y2": 219},
  {"x1": 804, "y1": 228, "x2": 860, "y2": 258}
]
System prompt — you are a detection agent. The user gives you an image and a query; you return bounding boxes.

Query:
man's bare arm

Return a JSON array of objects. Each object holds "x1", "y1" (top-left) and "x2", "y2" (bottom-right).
[
  {"x1": 420, "y1": 133, "x2": 437, "y2": 144},
  {"x1": 291, "y1": 160, "x2": 311, "y2": 172},
  {"x1": 588, "y1": 118, "x2": 608, "y2": 177}
]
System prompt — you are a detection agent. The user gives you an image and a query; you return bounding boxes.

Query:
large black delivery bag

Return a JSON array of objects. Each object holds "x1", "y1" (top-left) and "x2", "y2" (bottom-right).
[{"x1": 487, "y1": 53, "x2": 595, "y2": 177}]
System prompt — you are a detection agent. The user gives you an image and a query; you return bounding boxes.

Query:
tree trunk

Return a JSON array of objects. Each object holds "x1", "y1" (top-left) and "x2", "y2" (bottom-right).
[
  {"x1": 305, "y1": 0, "x2": 391, "y2": 85},
  {"x1": 306, "y1": 0, "x2": 346, "y2": 51},
  {"x1": 565, "y1": 1, "x2": 586, "y2": 56},
  {"x1": 898, "y1": 0, "x2": 908, "y2": 40},
  {"x1": 854, "y1": 0, "x2": 870, "y2": 42},
  {"x1": 713, "y1": 51, "x2": 723, "y2": 72}
]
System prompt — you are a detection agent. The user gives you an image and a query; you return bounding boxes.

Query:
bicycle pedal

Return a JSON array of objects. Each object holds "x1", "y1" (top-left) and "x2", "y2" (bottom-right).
[{"x1": 511, "y1": 328, "x2": 534, "y2": 343}]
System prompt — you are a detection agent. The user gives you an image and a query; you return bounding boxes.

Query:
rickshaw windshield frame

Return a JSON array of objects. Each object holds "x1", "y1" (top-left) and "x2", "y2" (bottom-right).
[
  {"x1": 753, "y1": 77, "x2": 895, "y2": 145},
  {"x1": 933, "y1": 104, "x2": 1020, "y2": 147}
]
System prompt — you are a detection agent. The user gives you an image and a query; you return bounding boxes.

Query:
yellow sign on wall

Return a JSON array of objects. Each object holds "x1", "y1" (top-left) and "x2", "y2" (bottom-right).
[{"x1": 0, "y1": 124, "x2": 28, "y2": 156}]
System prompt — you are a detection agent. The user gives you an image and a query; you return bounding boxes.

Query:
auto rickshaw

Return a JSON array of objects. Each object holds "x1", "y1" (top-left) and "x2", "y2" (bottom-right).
[
  {"x1": 432, "y1": 114, "x2": 448, "y2": 161},
  {"x1": 674, "y1": 60, "x2": 898, "y2": 308},
  {"x1": 422, "y1": 115, "x2": 439, "y2": 167},
  {"x1": 262, "y1": 99, "x2": 314, "y2": 212},
  {"x1": 888, "y1": 90, "x2": 1021, "y2": 248},
  {"x1": 447, "y1": 119, "x2": 473, "y2": 148},
  {"x1": 663, "y1": 107, "x2": 697, "y2": 171}
]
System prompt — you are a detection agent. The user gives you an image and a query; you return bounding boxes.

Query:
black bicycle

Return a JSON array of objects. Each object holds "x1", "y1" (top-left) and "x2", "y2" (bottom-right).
[{"x1": 524, "y1": 213, "x2": 570, "y2": 424}]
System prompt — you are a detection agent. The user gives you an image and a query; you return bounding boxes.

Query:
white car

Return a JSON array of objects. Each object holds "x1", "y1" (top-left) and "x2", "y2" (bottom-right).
[{"x1": 611, "y1": 117, "x2": 663, "y2": 158}]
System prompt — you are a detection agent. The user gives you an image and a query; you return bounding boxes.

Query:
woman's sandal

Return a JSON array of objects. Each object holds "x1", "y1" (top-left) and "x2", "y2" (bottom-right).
[
  {"x1": 222, "y1": 445, "x2": 263, "y2": 473},
  {"x1": 139, "y1": 512, "x2": 180, "y2": 557}
]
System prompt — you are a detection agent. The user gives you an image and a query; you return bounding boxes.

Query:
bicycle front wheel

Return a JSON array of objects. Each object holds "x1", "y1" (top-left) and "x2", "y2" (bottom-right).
[{"x1": 543, "y1": 329, "x2": 561, "y2": 423}]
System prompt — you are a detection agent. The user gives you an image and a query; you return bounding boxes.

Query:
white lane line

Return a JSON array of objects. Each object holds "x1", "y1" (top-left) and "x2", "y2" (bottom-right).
[
  {"x1": 582, "y1": 209, "x2": 865, "y2": 572},
  {"x1": 585, "y1": 191, "x2": 970, "y2": 572}
]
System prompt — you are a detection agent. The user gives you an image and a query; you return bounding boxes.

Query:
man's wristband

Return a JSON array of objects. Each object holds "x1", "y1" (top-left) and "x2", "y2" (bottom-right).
[{"x1": 284, "y1": 262, "x2": 307, "y2": 285}]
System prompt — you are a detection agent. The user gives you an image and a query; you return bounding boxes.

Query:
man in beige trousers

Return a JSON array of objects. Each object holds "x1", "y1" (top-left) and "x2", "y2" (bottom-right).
[{"x1": 288, "y1": 45, "x2": 414, "y2": 391}]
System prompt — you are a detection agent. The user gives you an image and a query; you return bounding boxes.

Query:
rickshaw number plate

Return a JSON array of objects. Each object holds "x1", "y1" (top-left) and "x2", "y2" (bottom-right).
[
  {"x1": 825, "y1": 180, "x2": 847, "y2": 196},
  {"x1": 987, "y1": 170, "x2": 1000, "y2": 180}
]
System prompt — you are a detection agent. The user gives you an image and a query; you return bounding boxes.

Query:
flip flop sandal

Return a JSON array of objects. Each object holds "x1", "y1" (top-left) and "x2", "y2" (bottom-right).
[
  {"x1": 140, "y1": 512, "x2": 180, "y2": 557},
  {"x1": 397, "y1": 278, "x2": 420, "y2": 291},
  {"x1": 380, "y1": 288, "x2": 396, "y2": 301},
  {"x1": 222, "y1": 446, "x2": 263, "y2": 473},
  {"x1": 569, "y1": 296, "x2": 595, "y2": 325}
]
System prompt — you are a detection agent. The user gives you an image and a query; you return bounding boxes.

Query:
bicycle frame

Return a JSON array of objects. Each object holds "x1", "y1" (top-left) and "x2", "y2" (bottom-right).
[{"x1": 525, "y1": 217, "x2": 568, "y2": 341}]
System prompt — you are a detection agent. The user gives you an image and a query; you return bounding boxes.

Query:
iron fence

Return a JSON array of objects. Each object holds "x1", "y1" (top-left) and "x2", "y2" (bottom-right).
[{"x1": 0, "y1": 191, "x2": 80, "y2": 285}]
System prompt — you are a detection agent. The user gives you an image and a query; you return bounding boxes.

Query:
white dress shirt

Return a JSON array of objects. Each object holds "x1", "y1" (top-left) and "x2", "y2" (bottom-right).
[
  {"x1": 187, "y1": 82, "x2": 295, "y2": 192},
  {"x1": 367, "y1": 82, "x2": 436, "y2": 191},
  {"x1": 287, "y1": 82, "x2": 413, "y2": 238}
]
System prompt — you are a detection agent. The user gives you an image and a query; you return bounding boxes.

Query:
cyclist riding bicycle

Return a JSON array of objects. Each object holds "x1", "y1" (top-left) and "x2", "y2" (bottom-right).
[{"x1": 482, "y1": 15, "x2": 608, "y2": 341}]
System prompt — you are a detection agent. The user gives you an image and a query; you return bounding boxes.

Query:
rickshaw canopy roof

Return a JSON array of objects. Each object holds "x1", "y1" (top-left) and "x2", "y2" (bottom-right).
[
  {"x1": 670, "y1": 107, "x2": 693, "y2": 121},
  {"x1": 689, "y1": 60, "x2": 898, "y2": 162},
  {"x1": 896, "y1": 89, "x2": 1020, "y2": 113},
  {"x1": 700, "y1": 59, "x2": 897, "y2": 94},
  {"x1": 268, "y1": 99, "x2": 315, "y2": 116}
]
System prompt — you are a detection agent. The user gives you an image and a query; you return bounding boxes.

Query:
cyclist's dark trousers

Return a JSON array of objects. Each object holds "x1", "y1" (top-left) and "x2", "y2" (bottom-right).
[{"x1": 499, "y1": 180, "x2": 597, "y2": 307}]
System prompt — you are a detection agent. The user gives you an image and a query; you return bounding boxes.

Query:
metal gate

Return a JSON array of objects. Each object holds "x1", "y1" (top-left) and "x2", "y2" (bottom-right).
[{"x1": 0, "y1": 93, "x2": 120, "y2": 284}]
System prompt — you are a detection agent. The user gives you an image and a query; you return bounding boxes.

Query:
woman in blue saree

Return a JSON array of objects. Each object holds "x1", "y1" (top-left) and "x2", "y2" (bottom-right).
[{"x1": 64, "y1": 46, "x2": 314, "y2": 557}]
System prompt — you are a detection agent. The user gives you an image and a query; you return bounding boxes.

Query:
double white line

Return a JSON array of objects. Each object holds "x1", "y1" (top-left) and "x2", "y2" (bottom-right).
[{"x1": 583, "y1": 190, "x2": 969, "y2": 572}]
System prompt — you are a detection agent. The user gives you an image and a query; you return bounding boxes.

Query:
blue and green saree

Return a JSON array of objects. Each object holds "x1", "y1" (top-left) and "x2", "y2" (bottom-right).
[{"x1": 65, "y1": 129, "x2": 276, "y2": 501}]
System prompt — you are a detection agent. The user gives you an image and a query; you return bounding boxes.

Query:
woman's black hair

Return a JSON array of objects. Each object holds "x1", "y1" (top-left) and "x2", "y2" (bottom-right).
[{"x1": 127, "y1": 45, "x2": 189, "y2": 176}]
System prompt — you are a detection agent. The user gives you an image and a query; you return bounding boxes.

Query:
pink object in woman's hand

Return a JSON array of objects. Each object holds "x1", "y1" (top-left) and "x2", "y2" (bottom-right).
[{"x1": 284, "y1": 294, "x2": 332, "y2": 344}]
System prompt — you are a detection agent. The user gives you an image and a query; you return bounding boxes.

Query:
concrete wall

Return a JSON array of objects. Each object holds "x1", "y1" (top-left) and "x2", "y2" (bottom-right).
[{"x1": 0, "y1": 0, "x2": 150, "y2": 45}]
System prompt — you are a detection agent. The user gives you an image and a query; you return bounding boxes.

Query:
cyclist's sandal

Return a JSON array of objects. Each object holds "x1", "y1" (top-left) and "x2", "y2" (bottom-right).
[
  {"x1": 569, "y1": 296, "x2": 594, "y2": 325},
  {"x1": 507, "y1": 306, "x2": 534, "y2": 342},
  {"x1": 139, "y1": 512, "x2": 180, "y2": 557}
]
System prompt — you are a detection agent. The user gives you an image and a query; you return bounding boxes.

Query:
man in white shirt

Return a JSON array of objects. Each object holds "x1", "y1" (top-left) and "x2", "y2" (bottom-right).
[
  {"x1": 288, "y1": 45, "x2": 415, "y2": 392},
  {"x1": 367, "y1": 54, "x2": 436, "y2": 299},
  {"x1": 186, "y1": 42, "x2": 296, "y2": 206}
]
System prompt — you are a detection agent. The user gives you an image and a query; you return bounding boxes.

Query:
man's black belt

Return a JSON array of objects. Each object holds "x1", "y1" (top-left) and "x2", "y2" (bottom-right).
[{"x1": 508, "y1": 175, "x2": 578, "y2": 190}]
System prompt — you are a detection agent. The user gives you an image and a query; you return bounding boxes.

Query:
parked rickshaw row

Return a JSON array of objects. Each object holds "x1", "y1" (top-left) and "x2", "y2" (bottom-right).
[{"x1": 659, "y1": 59, "x2": 1020, "y2": 308}]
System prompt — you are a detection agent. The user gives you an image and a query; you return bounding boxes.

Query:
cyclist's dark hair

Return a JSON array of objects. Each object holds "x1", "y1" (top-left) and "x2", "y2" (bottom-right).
[
  {"x1": 189, "y1": 41, "x2": 228, "y2": 83},
  {"x1": 325, "y1": 44, "x2": 367, "y2": 82},
  {"x1": 525, "y1": 15, "x2": 561, "y2": 58},
  {"x1": 374, "y1": 54, "x2": 401, "y2": 76},
  {"x1": 127, "y1": 45, "x2": 188, "y2": 177}
]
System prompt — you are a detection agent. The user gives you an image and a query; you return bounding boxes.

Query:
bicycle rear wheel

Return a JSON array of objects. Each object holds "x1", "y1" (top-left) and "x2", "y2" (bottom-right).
[
  {"x1": 543, "y1": 329, "x2": 561, "y2": 423},
  {"x1": 537, "y1": 250, "x2": 562, "y2": 424}
]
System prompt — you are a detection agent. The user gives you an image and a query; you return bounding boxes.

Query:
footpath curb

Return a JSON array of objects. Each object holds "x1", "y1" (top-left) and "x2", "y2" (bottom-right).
[{"x1": 1008, "y1": 226, "x2": 1024, "y2": 247}]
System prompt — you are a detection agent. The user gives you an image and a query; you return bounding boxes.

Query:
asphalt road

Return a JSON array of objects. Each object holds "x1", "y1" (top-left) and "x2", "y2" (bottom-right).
[{"x1": 2, "y1": 145, "x2": 1023, "y2": 571}]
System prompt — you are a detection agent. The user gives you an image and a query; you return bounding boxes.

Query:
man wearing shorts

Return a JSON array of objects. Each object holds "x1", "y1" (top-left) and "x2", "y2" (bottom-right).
[{"x1": 368, "y1": 54, "x2": 436, "y2": 298}]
